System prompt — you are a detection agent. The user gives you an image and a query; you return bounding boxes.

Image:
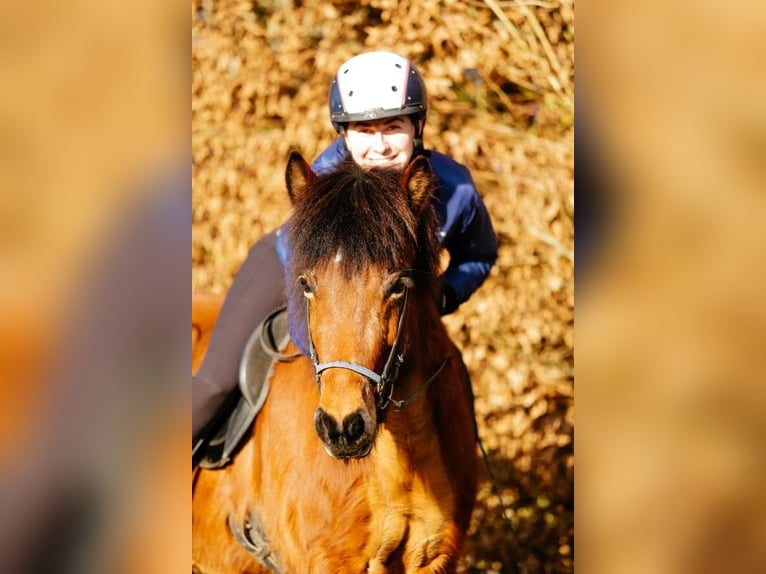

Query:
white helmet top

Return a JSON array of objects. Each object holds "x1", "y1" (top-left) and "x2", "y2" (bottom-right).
[{"x1": 328, "y1": 51, "x2": 428, "y2": 135}]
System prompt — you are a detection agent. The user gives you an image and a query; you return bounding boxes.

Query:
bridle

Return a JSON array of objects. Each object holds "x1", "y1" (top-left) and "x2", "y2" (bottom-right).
[{"x1": 305, "y1": 288, "x2": 409, "y2": 412}]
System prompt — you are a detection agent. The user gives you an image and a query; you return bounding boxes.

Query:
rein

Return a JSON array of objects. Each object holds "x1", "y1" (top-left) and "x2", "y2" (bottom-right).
[
  {"x1": 386, "y1": 355, "x2": 449, "y2": 411},
  {"x1": 305, "y1": 289, "x2": 415, "y2": 411}
]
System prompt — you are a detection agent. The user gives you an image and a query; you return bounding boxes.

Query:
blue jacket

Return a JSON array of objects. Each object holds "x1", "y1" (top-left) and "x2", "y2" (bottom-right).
[{"x1": 276, "y1": 137, "x2": 498, "y2": 311}]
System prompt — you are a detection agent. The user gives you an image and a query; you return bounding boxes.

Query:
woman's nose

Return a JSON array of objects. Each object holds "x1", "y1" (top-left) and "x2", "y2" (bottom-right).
[{"x1": 371, "y1": 131, "x2": 388, "y2": 152}]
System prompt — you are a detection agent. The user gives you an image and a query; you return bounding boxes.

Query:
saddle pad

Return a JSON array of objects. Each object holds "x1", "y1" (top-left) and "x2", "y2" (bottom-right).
[{"x1": 197, "y1": 307, "x2": 296, "y2": 469}]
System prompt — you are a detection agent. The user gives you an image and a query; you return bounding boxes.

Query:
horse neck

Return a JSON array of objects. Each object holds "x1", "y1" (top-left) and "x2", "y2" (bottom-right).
[
  {"x1": 366, "y1": 297, "x2": 459, "y2": 508},
  {"x1": 383, "y1": 295, "x2": 453, "y2": 432},
  {"x1": 404, "y1": 291, "x2": 450, "y2": 370}
]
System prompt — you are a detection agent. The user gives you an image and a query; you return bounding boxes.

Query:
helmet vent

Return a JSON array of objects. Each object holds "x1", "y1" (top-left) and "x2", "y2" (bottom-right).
[
  {"x1": 391, "y1": 86, "x2": 398, "y2": 92},
  {"x1": 348, "y1": 91, "x2": 354, "y2": 96}
]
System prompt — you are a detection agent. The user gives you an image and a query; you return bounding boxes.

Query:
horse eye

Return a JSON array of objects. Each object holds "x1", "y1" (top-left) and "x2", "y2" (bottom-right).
[
  {"x1": 297, "y1": 275, "x2": 315, "y2": 298},
  {"x1": 386, "y1": 277, "x2": 412, "y2": 299}
]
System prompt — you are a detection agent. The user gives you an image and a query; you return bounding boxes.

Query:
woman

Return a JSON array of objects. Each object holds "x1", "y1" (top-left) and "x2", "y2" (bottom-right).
[{"x1": 193, "y1": 51, "x2": 498, "y2": 451}]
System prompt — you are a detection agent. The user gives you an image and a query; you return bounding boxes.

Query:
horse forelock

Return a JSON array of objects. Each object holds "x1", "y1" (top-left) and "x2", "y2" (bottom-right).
[{"x1": 287, "y1": 159, "x2": 440, "y2": 281}]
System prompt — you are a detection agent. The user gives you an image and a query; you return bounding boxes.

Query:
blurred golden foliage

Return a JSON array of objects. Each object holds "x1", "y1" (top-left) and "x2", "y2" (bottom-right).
[
  {"x1": 0, "y1": 0, "x2": 188, "y2": 572},
  {"x1": 578, "y1": 0, "x2": 766, "y2": 573},
  {"x1": 193, "y1": 1, "x2": 574, "y2": 572}
]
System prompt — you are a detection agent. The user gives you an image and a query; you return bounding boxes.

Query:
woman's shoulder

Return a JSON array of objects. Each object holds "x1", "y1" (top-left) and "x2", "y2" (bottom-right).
[
  {"x1": 423, "y1": 149, "x2": 473, "y2": 187},
  {"x1": 311, "y1": 138, "x2": 347, "y2": 174}
]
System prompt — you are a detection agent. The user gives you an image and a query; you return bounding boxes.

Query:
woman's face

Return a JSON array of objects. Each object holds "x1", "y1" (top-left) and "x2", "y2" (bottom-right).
[{"x1": 344, "y1": 115, "x2": 416, "y2": 170}]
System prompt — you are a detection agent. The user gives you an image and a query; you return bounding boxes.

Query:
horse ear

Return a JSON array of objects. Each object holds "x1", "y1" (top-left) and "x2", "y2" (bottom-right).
[
  {"x1": 286, "y1": 150, "x2": 316, "y2": 204},
  {"x1": 400, "y1": 155, "x2": 434, "y2": 215}
]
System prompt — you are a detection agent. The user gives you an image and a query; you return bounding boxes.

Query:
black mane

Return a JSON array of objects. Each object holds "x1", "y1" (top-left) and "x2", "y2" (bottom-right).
[{"x1": 287, "y1": 158, "x2": 440, "y2": 282}]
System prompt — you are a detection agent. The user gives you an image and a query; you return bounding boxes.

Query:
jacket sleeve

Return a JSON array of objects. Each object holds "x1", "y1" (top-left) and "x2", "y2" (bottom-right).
[
  {"x1": 439, "y1": 181, "x2": 499, "y2": 312},
  {"x1": 442, "y1": 191, "x2": 498, "y2": 312}
]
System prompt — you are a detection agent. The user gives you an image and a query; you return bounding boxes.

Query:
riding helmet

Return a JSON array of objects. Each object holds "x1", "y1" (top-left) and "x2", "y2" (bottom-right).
[{"x1": 328, "y1": 51, "x2": 428, "y2": 142}]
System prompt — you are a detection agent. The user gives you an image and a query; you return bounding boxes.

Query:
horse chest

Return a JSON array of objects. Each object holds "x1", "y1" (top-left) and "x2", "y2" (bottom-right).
[{"x1": 365, "y1": 429, "x2": 458, "y2": 572}]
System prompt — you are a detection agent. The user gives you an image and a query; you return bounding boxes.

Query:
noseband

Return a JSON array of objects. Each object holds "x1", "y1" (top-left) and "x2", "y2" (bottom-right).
[{"x1": 305, "y1": 289, "x2": 409, "y2": 412}]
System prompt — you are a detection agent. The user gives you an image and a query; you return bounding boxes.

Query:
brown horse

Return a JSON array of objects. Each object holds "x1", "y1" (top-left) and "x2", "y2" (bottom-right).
[{"x1": 192, "y1": 152, "x2": 478, "y2": 573}]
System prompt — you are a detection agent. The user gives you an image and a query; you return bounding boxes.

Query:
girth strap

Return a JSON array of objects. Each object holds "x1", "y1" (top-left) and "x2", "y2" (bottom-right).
[{"x1": 228, "y1": 510, "x2": 281, "y2": 573}]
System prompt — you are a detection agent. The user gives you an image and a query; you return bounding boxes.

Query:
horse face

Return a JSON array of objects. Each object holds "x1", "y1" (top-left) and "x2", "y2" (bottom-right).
[
  {"x1": 286, "y1": 151, "x2": 435, "y2": 459},
  {"x1": 304, "y1": 263, "x2": 409, "y2": 459}
]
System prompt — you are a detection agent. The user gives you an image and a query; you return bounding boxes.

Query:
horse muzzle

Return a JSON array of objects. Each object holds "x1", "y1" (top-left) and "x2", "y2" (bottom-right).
[{"x1": 313, "y1": 407, "x2": 375, "y2": 459}]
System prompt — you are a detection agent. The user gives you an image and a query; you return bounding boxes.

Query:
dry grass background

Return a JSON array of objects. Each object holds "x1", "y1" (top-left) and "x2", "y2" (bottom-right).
[{"x1": 192, "y1": 1, "x2": 573, "y2": 572}]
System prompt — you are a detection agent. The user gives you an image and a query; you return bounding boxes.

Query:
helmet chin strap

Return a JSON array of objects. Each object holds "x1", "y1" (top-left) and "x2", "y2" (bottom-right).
[{"x1": 413, "y1": 117, "x2": 425, "y2": 151}]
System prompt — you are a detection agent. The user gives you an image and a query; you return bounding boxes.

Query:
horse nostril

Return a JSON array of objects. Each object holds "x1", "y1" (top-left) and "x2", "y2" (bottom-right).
[
  {"x1": 314, "y1": 408, "x2": 341, "y2": 442},
  {"x1": 342, "y1": 410, "x2": 369, "y2": 444}
]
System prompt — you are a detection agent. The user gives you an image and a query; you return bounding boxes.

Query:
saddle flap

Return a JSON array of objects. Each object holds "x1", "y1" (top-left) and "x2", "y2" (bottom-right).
[
  {"x1": 238, "y1": 306, "x2": 292, "y2": 408},
  {"x1": 196, "y1": 307, "x2": 295, "y2": 469}
]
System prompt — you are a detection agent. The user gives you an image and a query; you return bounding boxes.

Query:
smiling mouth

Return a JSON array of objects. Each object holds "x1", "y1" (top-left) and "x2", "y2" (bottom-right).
[{"x1": 364, "y1": 160, "x2": 400, "y2": 169}]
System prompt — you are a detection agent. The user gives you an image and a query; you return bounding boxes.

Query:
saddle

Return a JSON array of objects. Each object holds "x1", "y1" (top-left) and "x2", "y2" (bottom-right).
[{"x1": 194, "y1": 307, "x2": 299, "y2": 469}]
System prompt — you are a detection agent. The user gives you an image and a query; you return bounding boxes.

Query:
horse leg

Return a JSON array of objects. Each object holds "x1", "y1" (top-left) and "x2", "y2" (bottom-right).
[
  {"x1": 365, "y1": 465, "x2": 410, "y2": 573},
  {"x1": 366, "y1": 510, "x2": 408, "y2": 573},
  {"x1": 403, "y1": 524, "x2": 463, "y2": 574},
  {"x1": 414, "y1": 555, "x2": 458, "y2": 574}
]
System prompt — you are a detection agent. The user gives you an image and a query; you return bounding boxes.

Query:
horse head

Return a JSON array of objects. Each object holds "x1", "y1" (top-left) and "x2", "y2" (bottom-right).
[{"x1": 284, "y1": 151, "x2": 440, "y2": 459}]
